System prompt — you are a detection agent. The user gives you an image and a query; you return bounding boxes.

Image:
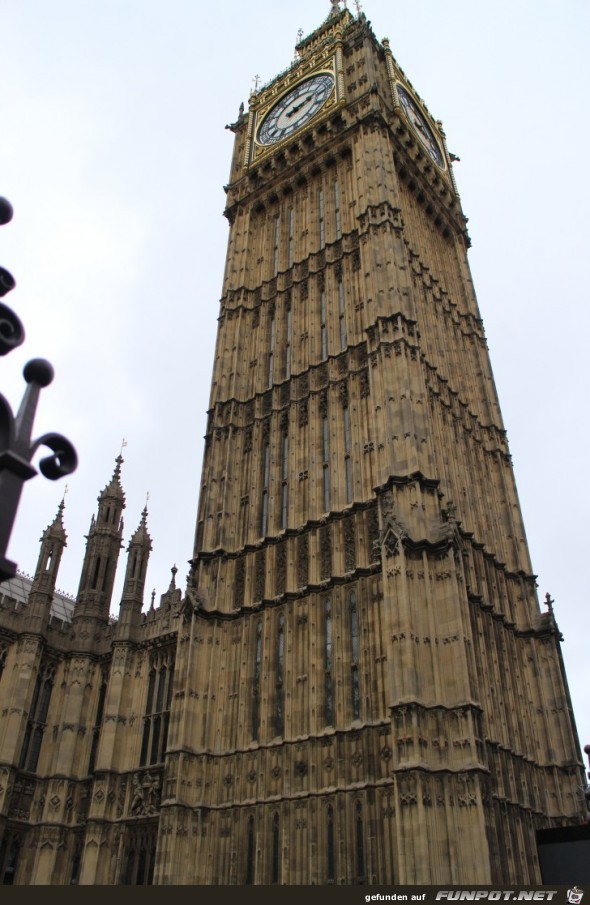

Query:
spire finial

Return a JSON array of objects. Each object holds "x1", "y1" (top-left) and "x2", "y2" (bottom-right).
[
  {"x1": 150, "y1": 588, "x2": 156, "y2": 610},
  {"x1": 329, "y1": 0, "x2": 342, "y2": 16},
  {"x1": 252, "y1": 74, "x2": 260, "y2": 92},
  {"x1": 168, "y1": 564, "x2": 178, "y2": 591},
  {"x1": 58, "y1": 484, "x2": 68, "y2": 515},
  {"x1": 113, "y1": 442, "x2": 127, "y2": 481},
  {"x1": 545, "y1": 592, "x2": 555, "y2": 615}
]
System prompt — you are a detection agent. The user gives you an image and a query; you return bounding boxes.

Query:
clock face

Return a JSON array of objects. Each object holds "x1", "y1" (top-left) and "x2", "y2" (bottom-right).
[
  {"x1": 397, "y1": 84, "x2": 445, "y2": 169},
  {"x1": 257, "y1": 73, "x2": 335, "y2": 146}
]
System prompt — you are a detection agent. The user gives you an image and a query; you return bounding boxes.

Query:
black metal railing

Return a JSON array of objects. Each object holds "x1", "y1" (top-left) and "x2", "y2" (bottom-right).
[{"x1": 0, "y1": 196, "x2": 77, "y2": 581}]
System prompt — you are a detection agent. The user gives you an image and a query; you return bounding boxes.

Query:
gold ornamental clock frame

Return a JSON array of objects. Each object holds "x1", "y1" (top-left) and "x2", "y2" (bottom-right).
[
  {"x1": 245, "y1": 58, "x2": 344, "y2": 168},
  {"x1": 244, "y1": 12, "x2": 350, "y2": 171}
]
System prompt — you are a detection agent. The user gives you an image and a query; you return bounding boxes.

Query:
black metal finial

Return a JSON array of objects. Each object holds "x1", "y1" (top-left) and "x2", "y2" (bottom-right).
[{"x1": 0, "y1": 196, "x2": 77, "y2": 581}]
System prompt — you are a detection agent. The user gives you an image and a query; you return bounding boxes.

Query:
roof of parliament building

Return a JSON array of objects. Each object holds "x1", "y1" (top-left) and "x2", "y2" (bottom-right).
[{"x1": 0, "y1": 573, "x2": 75, "y2": 624}]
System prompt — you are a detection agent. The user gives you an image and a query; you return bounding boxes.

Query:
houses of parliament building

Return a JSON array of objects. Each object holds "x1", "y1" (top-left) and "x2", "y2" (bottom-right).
[{"x1": 0, "y1": 1, "x2": 586, "y2": 886}]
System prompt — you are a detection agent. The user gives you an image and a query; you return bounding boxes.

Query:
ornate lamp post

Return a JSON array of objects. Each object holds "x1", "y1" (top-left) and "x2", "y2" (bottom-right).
[{"x1": 0, "y1": 196, "x2": 77, "y2": 581}]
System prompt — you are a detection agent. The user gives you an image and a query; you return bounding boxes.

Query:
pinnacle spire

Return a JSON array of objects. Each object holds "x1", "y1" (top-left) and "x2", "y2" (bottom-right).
[
  {"x1": 98, "y1": 452, "x2": 126, "y2": 506},
  {"x1": 128, "y1": 503, "x2": 152, "y2": 548},
  {"x1": 40, "y1": 495, "x2": 67, "y2": 543}
]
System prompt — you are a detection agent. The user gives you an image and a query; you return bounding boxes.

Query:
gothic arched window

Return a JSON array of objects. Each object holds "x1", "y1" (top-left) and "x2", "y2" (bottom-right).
[
  {"x1": 327, "y1": 804, "x2": 335, "y2": 883},
  {"x1": 245, "y1": 815, "x2": 255, "y2": 885},
  {"x1": 18, "y1": 665, "x2": 54, "y2": 772},
  {"x1": 252, "y1": 621, "x2": 262, "y2": 741},
  {"x1": 271, "y1": 812, "x2": 280, "y2": 884},
  {"x1": 275, "y1": 615, "x2": 285, "y2": 737},
  {"x1": 324, "y1": 600, "x2": 333, "y2": 726},
  {"x1": 350, "y1": 591, "x2": 360, "y2": 721},
  {"x1": 355, "y1": 801, "x2": 365, "y2": 884},
  {"x1": 140, "y1": 654, "x2": 174, "y2": 767}
]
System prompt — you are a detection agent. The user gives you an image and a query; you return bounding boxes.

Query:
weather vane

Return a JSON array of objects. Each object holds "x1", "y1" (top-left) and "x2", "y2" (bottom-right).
[{"x1": 295, "y1": 27, "x2": 304, "y2": 60}]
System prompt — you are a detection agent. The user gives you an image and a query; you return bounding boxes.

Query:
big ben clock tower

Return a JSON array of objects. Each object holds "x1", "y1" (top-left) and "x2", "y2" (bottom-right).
[{"x1": 159, "y1": 2, "x2": 585, "y2": 885}]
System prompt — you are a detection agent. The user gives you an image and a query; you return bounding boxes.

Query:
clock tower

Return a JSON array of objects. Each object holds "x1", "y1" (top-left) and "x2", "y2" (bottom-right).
[{"x1": 158, "y1": 4, "x2": 585, "y2": 885}]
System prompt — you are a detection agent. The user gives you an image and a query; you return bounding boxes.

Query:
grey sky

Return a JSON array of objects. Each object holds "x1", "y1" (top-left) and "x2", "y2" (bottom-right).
[{"x1": 2, "y1": 0, "x2": 589, "y2": 760}]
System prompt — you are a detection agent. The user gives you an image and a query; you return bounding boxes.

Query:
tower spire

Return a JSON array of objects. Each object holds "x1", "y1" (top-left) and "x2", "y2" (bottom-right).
[
  {"x1": 24, "y1": 497, "x2": 69, "y2": 632},
  {"x1": 117, "y1": 503, "x2": 152, "y2": 636},
  {"x1": 73, "y1": 453, "x2": 126, "y2": 628}
]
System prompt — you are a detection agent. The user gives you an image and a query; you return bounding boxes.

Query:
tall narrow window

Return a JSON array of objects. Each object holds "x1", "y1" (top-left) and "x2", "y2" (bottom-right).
[
  {"x1": 322, "y1": 414, "x2": 330, "y2": 512},
  {"x1": 350, "y1": 591, "x2": 360, "y2": 720},
  {"x1": 355, "y1": 801, "x2": 365, "y2": 883},
  {"x1": 320, "y1": 288, "x2": 327, "y2": 360},
  {"x1": 338, "y1": 278, "x2": 346, "y2": 351},
  {"x1": 268, "y1": 311, "x2": 275, "y2": 387},
  {"x1": 121, "y1": 826, "x2": 157, "y2": 886},
  {"x1": 0, "y1": 647, "x2": 6, "y2": 685},
  {"x1": 19, "y1": 667, "x2": 54, "y2": 772},
  {"x1": 91, "y1": 556, "x2": 101, "y2": 590},
  {"x1": 252, "y1": 621, "x2": 262, "y2": 741},
  {"x1": 327, "y1": 805, "x2": 335, "y2": 882},
  {"x1": 324, "y1": 600, "x2": 333, "y2": 726},
  {"x1": 285, "y1": 306, "x2": 292, "y2": 379},
  {"x1": 261, "y1": 440, "x2": 270, "y2": 536},
  {"x1": 343, "y1": 406, "x2": 352, "y2": 504},
  {"x1": 69, "y1": 835, "x2": 83, "y2": 886},
  {"x1": 88, "y1": 676, "x2": 107, "y2": 774},
  {"x1": 140, "y1": 657, "x2": 174, "y2": 766},
  {"x1": 273, "y1": 214, "x2": 280, "y2": 276},
  {"x1": 275, "y1": 614, "x2": 285, "y2": 737},
  {"x1": 334, "y1": 179, "x2": 341, "y2": 240},
  {"x1": 288, "y1": 207, "x2": 294, "y2": 268},
  {"x1": 0, "y1": 836, "x2": 20, "y2": 885},
  {"x1": 271, "y1": 812, "x2": 280, "y2": 884},
  {"x1": 280, "y1": 433, "x2": 289, "y2": 529},
  {"x1": 319, "y1": 188, "x2": 325, "y2": 250},
  {"x1": 246, "y1": 815, "x2": 255, "y2": 884}
]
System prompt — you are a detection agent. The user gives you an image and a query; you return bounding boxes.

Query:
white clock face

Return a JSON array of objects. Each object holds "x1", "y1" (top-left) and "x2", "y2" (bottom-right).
[
  {"x1": 397, "y1": 84, "x2": 445, "y2": 169},
  {"x1": 257, "y1": 73, "x2": 335, "y2": 146}
]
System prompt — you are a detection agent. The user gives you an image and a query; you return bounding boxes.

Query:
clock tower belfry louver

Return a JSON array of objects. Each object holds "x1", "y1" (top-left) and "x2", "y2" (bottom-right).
[{"x1": 159, "y1": 4, "x2": 585, "y2": 885}]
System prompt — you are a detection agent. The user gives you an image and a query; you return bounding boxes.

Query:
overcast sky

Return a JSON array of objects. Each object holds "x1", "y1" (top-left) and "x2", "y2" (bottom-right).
[{"x1": 2, "y1": 0, "x2": 589, "y2": 762}]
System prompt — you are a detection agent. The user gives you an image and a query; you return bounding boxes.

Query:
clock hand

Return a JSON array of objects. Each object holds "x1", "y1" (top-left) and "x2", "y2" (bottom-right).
[
  {"x1": 286, "y1": 94, "x2": 315, "y2": 118},
  {"x1": 286, "y1": 101, "x2": 305, "y2": 119}
]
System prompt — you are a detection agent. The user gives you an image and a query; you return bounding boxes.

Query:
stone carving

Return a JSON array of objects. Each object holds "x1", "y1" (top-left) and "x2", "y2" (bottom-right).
[
  {"x1": 320, "y1": 525, "x2": 332, "y2": 581},
  {"x1": 234, "y1": 558, "x2": 245, "y2": 609},
  {"x1": 130, "y1": 771, "x2": 160, "y2": 817},
  {"x1": 299, "y1": 399, "x2": 308, "y2": 427},
  {"x1": 276, "y1": 543, "x2": 286, "y2": 596},
  {"x1": 254, "y1": 550, "x2": 266, "y2": 601},
  {"x1": 344, "y1": 516, "x2": 356, "y2": 572},
  {"x1": 297, "y1": 534, "x2": 309, "y2": 588}
]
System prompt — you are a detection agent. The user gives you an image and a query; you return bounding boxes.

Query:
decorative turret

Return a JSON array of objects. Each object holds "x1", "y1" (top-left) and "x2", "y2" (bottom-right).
[
  {"x1": 73, "y1": 455, "x2": 126, "y2": 625},
  {"x1": 26, "y1": 496, "x2": 68, "y2": 630},
  {"x1": 117, "y1": 505, "x2": 152, "y2": 635}
]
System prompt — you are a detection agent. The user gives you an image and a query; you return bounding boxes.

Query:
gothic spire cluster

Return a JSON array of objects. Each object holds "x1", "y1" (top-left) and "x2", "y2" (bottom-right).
[{"x1": 25, "y1": 454, "x2": 159, "y2": 632}]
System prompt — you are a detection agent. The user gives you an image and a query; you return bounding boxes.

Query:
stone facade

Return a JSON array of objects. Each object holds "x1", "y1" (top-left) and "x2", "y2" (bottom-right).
[{"x1": 0, "y1": 5, "x2": 586, "y2": 886}]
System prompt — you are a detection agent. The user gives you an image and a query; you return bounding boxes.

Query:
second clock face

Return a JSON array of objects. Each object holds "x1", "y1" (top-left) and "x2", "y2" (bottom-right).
[
  {"x1": 257, "y1": 73, "x2": 335, "y2": 146},
  {"x1": 397, "y1": 84, "x2": 445, "y2": 169}
]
